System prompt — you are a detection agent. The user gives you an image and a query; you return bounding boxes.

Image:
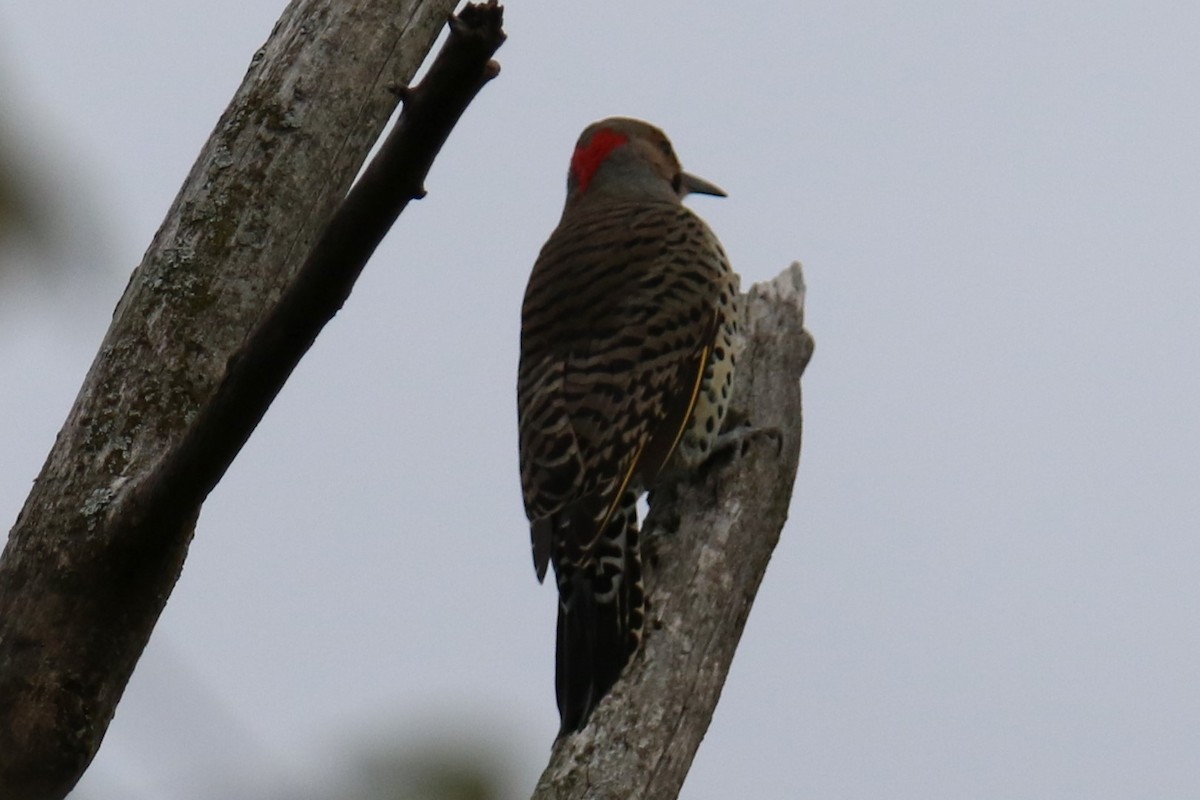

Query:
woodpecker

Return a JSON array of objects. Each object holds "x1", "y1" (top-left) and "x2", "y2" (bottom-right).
[{"x1": 518, "y1": 117, "x2": 738, "y2": 734}]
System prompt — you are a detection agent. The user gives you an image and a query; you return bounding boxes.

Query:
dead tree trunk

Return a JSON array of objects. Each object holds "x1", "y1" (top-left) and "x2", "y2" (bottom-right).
[
  {"x1": 533, "y1": 262, "x2": 814, "y2": 800},
  {"x1": 0, "y1": 2, "x2": 505, "y2": 798}
]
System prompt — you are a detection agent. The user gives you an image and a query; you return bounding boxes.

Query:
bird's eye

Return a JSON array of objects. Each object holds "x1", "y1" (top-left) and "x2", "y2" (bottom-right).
[
  {"x1": 671, "y1": 174, "x2": 683, "y2": 194},
  {"x1": 659, "y1": 141, "x2": 675, "y2": 159}
]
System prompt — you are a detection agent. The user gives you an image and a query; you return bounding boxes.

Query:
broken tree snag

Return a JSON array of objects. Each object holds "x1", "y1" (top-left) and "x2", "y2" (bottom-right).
[
  {"x1": 532, "y1": 263, "x2": 815, "y2": 800},
  {"x1": 0, "y1": 2, "x2": 505, "y2": 799}
]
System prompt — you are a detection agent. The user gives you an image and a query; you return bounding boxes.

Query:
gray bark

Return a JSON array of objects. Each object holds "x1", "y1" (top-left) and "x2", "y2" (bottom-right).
[
  {"x1": 0, "y1": 1, "x2": 460, "y2": 797},
  {"x1": 533, "y1": 262, "x2": 815, "y2": 800}
]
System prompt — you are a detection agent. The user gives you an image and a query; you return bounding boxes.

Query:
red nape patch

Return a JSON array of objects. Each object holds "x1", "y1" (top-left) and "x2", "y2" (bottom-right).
[{"x1": 570, "y1": 128, "x2": 629, "y2": 193}]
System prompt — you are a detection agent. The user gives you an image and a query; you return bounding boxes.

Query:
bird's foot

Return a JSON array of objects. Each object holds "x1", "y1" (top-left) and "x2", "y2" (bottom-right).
[{"x1": 709, "y1": 422, "x2": 784, "y2": 460}]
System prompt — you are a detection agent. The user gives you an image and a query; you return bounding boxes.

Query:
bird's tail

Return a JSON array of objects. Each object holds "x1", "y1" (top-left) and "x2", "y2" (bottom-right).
[{"x1": 554, "y1": 497, "x2": 644, "y2": 735}]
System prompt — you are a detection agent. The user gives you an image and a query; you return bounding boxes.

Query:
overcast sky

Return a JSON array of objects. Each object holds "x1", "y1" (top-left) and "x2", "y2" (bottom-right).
[{"x1": 2, "y1": 2, "x2": 1199, "y2": 798}]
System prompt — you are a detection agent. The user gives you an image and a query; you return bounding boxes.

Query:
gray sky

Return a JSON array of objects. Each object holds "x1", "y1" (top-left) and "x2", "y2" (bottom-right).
[{"x1": 3, "y1": 1, "x2": 1199, "y2": 798}]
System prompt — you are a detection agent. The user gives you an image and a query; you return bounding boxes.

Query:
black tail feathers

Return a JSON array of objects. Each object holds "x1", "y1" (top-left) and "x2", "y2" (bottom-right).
[{"x1": 554, "y1": 518, "x2": 644, "y2": 734}]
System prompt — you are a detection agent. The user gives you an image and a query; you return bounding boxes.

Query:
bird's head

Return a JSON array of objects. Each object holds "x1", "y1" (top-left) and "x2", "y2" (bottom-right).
[{"x1": 565, "y1": 117, "x2": 725, "y2": 206}]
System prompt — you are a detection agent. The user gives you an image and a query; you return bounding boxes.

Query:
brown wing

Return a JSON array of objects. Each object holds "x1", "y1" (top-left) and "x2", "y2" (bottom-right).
[{"x1": 518, "y1": 202, "x2": 723, "y2": 577}]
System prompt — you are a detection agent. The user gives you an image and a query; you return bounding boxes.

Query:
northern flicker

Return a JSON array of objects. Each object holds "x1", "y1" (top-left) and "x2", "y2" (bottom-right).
[{"x1": 518, "y1": 117, "x2": 738, "y2": 735}]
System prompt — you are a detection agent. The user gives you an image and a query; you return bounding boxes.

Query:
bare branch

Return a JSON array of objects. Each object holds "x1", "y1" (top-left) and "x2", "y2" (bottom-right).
[
  {"x1": 0, "y1": 2, "x2": 505, "y2": 797},
  {"x1": 533, "y1": 262, "x2": 814, "y2": 800},
  {"x1": 130, "y1": 2, "x2": 505, "y2": 551}
]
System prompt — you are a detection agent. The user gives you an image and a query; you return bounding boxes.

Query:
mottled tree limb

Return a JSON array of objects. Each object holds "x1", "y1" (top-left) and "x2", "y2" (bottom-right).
[
  {"x1": 533, "y1": 262, "x2": 814, "y2": 800},
  {"x1": 0, "y1": 2, "x2": 505, "y2": 798}
]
